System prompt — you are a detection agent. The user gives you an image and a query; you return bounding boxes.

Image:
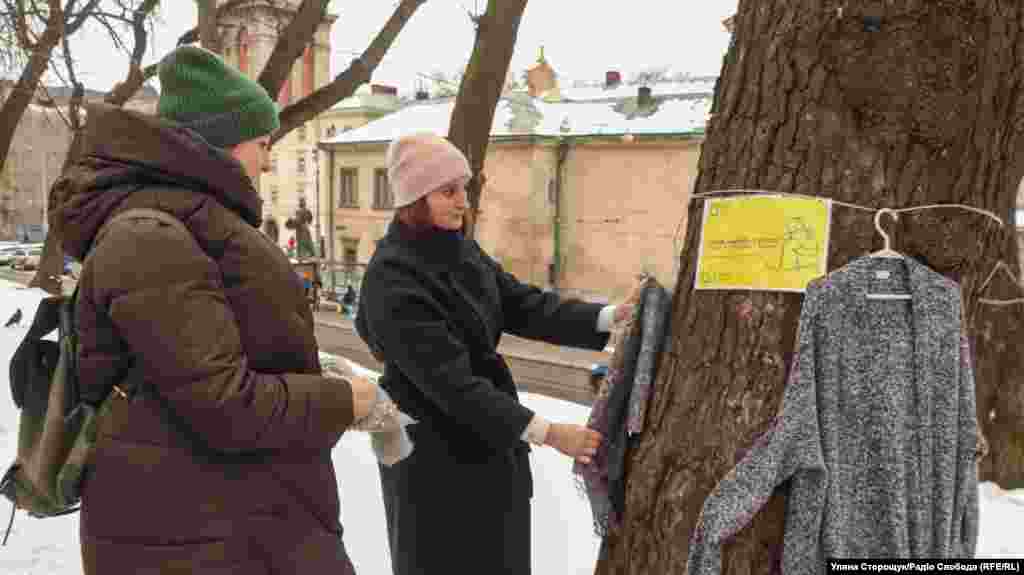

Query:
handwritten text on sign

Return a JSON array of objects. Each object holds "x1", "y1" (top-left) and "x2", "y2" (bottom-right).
[{"x1": 695, "y1": 196, "x2": 831, "y2": 292}]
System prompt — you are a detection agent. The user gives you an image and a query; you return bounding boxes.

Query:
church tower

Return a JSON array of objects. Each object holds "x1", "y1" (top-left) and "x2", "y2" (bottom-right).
[{"x1": 218, "y1": 0, "x2": 336, "y2": 252}]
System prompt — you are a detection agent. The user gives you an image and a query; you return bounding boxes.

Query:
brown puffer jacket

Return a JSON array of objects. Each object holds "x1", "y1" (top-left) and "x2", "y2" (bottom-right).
[{"x1": 52, "y1": 103, "x2": 356, "y2": 574}]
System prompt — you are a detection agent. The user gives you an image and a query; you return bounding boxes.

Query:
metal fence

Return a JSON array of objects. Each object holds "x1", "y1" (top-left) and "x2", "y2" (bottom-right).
[
  {"x1": 316, "y1": 261, "x2": 640, "y2": 315},
  {"x1": 319, "y1": 262, "x2": 366, "y2": 316}
]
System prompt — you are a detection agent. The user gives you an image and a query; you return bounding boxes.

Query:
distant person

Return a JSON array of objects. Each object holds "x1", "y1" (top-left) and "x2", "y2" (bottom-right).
[
  {"x1": 342, "y1": 285, "x2": 356, "y2": 316},
  {"x1": 52, "y1": 44, "x2": 398, "y2": 574},
  {"x1": 356, "y1": 132, "x2": 639, "y2": 574}
]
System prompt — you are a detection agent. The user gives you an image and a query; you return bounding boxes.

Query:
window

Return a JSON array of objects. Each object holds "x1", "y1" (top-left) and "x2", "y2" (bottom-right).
[
  {"x1": 303, "y1": 46, "x2": 315, "y2": 97},
  {"x1": 270, "y1": 154, "x2": 278, "y2": 174},
  {"x1": 270, "y1": 185, "x2": 280, "y2": 205},
  {"x1": 373, "y1": 168, "x2": 393, "y2": 209},
  {"x1": 297, "y1": 184, "x2": 306, "y2": 203},
  {"x1": 548, "y1": 178, "x2": 557, "y2": 204},
  {"x1": 338, "y1": 168, "x2": 358, "y2": 207},
  {"x1": 298, "y1": 124, "x2": 307, "y2": 142},
  {"x1": 297, "y1": 155, "x2": 306, "y2": 175},
  {"x1": 326, "y1": 125, "x2": 337, "y2": 138}
]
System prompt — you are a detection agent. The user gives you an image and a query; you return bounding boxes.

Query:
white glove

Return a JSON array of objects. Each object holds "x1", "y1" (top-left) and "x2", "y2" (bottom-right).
[
  {"x1": 321, "y1": 355, "x2": 417, "y2": 465},
  {"x1": 358, "y1": 385, "x2": 416, "y2": 466}
]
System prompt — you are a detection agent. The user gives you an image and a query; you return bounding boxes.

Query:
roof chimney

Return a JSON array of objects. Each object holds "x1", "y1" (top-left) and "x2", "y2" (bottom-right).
[
  {"x1": 371, "y1": 84, "x2": 398, "y2": 96},
  {"x1": 637, "y1": 85, "x2": 653, "y2": 107},
  {"x1": 605, "y1": 71, "x2": 621, "y2": 89},
  {"x1": 415, "y1": 89, "x2": 430, "y2": 101}
]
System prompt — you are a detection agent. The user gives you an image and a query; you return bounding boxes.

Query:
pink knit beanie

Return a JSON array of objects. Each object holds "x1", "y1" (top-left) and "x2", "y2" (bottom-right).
[{"x1": 385, "y1": 133, "x2": 472, "y2": 208}]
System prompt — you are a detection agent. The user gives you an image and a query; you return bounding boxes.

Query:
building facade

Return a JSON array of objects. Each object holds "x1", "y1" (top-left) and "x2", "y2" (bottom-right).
[
  {"x1": 218, "y1": 0, "x2": 336, "y2": 250},
  {"x1": 319, "y1": 69, "x2": 712, "y2": 301},
  {"x1": 0, "y1": 82, "x2": 157, "y2": 241},
  {"x1": 311, "y1": 85, "x2": 402, "y2": 258}
]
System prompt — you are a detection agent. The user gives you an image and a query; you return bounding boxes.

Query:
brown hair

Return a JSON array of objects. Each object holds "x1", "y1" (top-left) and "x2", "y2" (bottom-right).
[{"x1": 395, "y1": 196, "x2": 436, "y2": 234}]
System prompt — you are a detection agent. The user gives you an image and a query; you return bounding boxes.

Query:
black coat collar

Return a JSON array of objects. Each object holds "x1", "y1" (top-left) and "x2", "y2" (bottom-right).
[
  {"x1": 384, "y1": 217, "x2": 469, "y2": 270},
  {"x1": 382, "y1": 217, "x2": 498, "y2": 347}
]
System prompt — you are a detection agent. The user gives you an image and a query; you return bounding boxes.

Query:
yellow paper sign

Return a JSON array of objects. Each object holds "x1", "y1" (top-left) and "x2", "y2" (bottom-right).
[{"x1": 695, "y1": 196, "x2": 831, "y2": 292}]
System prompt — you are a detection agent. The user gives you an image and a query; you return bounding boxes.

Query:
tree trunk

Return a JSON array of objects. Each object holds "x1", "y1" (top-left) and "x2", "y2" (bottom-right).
[
  {"x1": 0, "y1": 1, "x2": 64, "y2": 175},
  {"x1": 257, "y1": 0, "x2": 329, "y2": 100},
  {"x1": 598, "y1": 1, "x2": 1024, "y2": 573},
  {"x1": 447, "y1": 0, "x2": 529, "y2": 239}
]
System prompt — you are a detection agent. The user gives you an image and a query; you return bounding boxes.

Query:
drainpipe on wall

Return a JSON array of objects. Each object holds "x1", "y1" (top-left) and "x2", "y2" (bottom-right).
[
  {"x1": 552, "y1": 139, "x2": 570, "y2": 292},
  {"x1": 327, "y1": 145, "x2": 336, "y2": 295}
]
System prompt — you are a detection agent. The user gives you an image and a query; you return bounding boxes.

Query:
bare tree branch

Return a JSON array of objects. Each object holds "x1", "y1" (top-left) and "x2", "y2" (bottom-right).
[
  {"x1": 256, "y1": 0, "x2": 327, "y2": 98},
  {"x1": 13, "y1": 0, "x2": 40, "y2": 50},
  {"x1": 104, "y1": 0, "x2": 157, "y2": 106},
  {"x1": 271, "y1": 0, "x2": 427, "y2": 145},
  {"x1": 64, "y1": 0, "x2": 99, "y2": 35},
  {"x1": 0, "y1": 0, "x2": 64, "y2": 174},
  {"x1": 447, "y1": 0, "x2": 529, "y2": 238},
  {"x1": 89, "y1": 10, "x2": 128, "y2": 51},
  {"x1": 60, "y1": 29, "x2": 83, "y2": 130},
  {"x1": 1, "y1": 0, "x2": 65, "y2": 294}
]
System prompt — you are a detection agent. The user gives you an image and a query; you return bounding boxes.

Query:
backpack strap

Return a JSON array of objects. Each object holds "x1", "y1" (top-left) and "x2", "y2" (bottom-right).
[{"x1": 82, "y1": 207, "x2": 195, "y2": 402}]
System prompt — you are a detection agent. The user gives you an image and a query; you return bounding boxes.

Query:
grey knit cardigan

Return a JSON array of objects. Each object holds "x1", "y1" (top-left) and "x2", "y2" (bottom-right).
[{"x1": 687, "y1": 256, "x2": 981, "y2": 575}]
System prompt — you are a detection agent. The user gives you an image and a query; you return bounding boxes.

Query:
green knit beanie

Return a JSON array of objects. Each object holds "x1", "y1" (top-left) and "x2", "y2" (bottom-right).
[{"x1": 157, "y1": 45, "x2": 279, "y2": 149}]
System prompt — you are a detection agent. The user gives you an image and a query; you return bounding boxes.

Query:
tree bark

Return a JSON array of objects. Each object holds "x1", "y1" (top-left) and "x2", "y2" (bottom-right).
[
  {"x1": 598, "y1": 1, "x2": 1024, "y2": 573},
  {"x1": 257, "y1": 0, "x2": 328, "y2": 100},
  {"x1": 447, "y1": 0, "x2": 529, "y2": 239}
]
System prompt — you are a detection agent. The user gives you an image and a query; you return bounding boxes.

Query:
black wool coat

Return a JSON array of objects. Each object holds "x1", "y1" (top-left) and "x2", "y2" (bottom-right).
[{"x1": 356, "y1": 219, "x2": 610, "y2": 574}]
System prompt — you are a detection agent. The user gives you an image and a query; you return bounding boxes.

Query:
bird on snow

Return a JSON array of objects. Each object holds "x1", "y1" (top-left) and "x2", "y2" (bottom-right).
[{"x1": 4, "y1": 308, "x2": 22, "y2": 328}]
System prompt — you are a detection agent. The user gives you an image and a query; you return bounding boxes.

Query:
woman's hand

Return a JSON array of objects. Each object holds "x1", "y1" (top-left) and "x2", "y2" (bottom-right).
[
  {"x1": 325, "y1": 360, "x2": 378, "y2": 421},
  {"x1": 545, "y1": 423, "x2": 603, "y2": 464},
  {"x1": 613, "y1": 279, "x2": 645, "y2": 324},
  {"x1": 348, "y1": 375, "x2": 380, "y2": 421}
]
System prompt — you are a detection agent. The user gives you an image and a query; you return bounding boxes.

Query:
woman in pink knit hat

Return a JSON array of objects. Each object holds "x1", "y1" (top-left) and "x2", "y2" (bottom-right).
[{"x1": 355, "y1": 133, "x2": 636, "y2": 574}]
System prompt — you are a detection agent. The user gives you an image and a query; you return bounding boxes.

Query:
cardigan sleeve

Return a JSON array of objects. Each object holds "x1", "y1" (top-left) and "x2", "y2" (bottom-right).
[
  {"x1": 686, "y1": 289, "x2": 828, "y2": 575},
  {"x1": 479, "y1": 249, "x2": 611, "y2": 351},
  {"x1": 953, "y1": 326, "x2": 981, "y2": 557}
]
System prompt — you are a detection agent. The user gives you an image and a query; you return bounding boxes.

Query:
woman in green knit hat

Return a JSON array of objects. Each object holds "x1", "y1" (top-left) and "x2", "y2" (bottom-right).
[{"x1": 51, "y1": 44, "x2": 401, "y2": 574}]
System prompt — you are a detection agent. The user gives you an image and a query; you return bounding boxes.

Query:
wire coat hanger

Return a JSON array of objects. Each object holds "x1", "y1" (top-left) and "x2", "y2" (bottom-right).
[
  {"x1": 866, "y1": 208, "x2": 912, "y2": 300},
  {"x1": 977, "y1": 261, "x2": 1024, "y2": 306}
]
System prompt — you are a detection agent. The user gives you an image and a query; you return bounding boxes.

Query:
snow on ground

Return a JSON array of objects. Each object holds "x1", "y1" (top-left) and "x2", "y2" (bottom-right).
[{"x1": 0, "y1": 279, "x2": 1020, "y2": 574}]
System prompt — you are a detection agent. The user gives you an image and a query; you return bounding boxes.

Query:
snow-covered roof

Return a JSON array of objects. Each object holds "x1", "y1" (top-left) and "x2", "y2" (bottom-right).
[
  {"x1": 559, "y1": 78, "x2": 716, "y2": 102},
  {"x1": 321, "y1": 90, "x2": 711, "y2": 145},
  {"x1": 328, "y1": 85, "x2": 402, "y2": 113}
]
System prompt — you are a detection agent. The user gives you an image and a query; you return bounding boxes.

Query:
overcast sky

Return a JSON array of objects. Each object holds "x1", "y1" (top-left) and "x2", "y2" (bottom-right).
[{"x1": 36, "y1": 0, "x2": 737, "y2": 95}]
